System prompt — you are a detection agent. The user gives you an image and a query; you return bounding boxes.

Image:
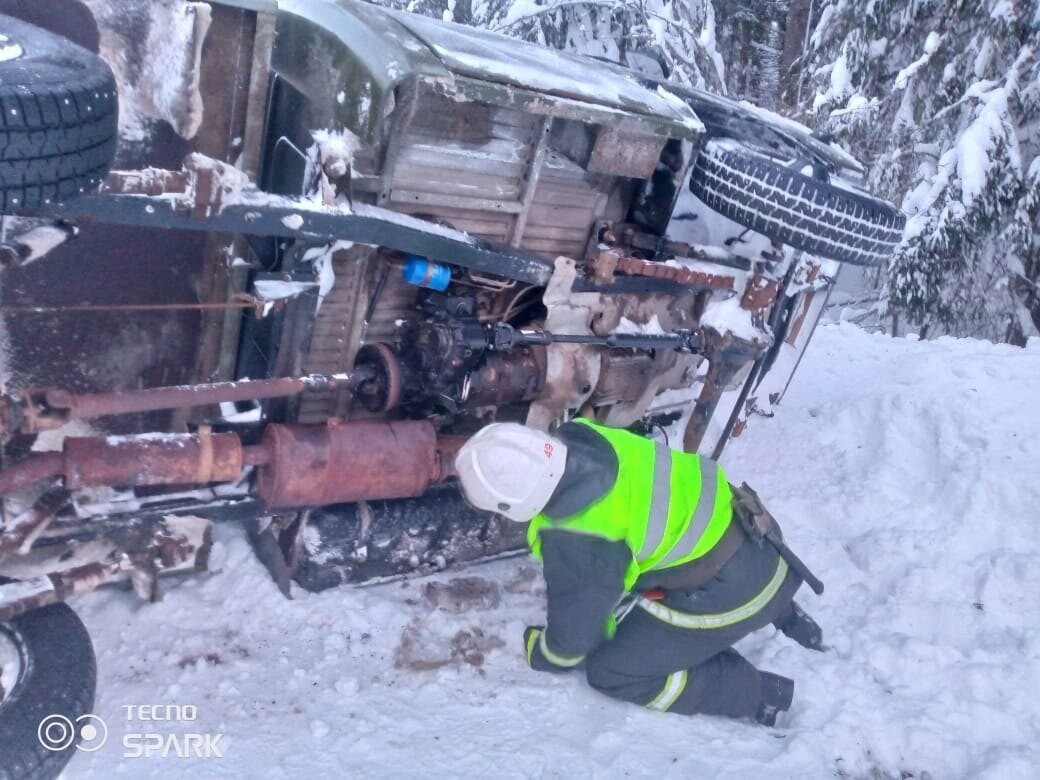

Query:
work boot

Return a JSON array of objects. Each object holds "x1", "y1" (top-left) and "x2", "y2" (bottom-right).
[
  {"x1": 755, "y1": 672, "x2": 794, "y2": 727},
  {"x1": 774, "y1": 601, "x2": 823, "y2": 651}
]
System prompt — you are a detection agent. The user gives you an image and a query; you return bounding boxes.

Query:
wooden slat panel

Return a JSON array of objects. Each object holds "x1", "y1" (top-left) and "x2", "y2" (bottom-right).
[
  {"x1": 488, "y1": 106, "x2": 539, "y2": 129},
  {"x1": 390, "y1": 189, "x2": 524, "y2": 213},
  {"x1": 393, "y1": 166, "x2": 523, "y2": 199},
  {"x1": 530, "y1": 185, "x2": 600, "y2": 208},
  {"x1": 446, "y1": 226, "x2": 511, "y2": 241},
  {"x1": 410, "y1": 98, "x2": 536, "y2": 136},
  {"x1": 398, "y1": 145, "x2": 526, "y2": 177},
  {"x1": 521, "y1": 223, "x2": 593, "y2": 241},
  {"x1": 536, "y1": 171, "x2": 605, "y2": 195},
  {"x1": 540, "y1": 150, "x2": 588, "y2": 174},
  {"x1": 406, "y1": 119, "x2": 536, "y2": 144},
  {"x1": 519, "y1": 238, "x2": 586, "y2": 256},
  {"x1": 400, "y1": 134, "x2": 528, "y2": 163},
  {"x1": 526, "y1": 203, "x2": 594, "y2": 228},
  {"x1": 390, "y1": 207, "x2": 512, "y2": 239},
  {"x1": 308, "y1": 338, "x2": 349, "y2": 351},
  {"x1": 352, "y1": 148, "x2": 380, "y2": 176}
]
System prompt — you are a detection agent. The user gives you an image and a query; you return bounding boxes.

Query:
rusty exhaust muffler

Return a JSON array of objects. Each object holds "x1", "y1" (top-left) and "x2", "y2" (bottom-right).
[
  {"x1": 0, "y1": 420, "x2": 451, "y2": 510},
  {"x1": 255, "y1": 420, "x2": 444, "y2": 509},
  {"x1": 63, "y1": 429, "x2": 245, "y2": 489},
  {"x1": 0, "y1": 428, "x2": 245, "y2": 498}
]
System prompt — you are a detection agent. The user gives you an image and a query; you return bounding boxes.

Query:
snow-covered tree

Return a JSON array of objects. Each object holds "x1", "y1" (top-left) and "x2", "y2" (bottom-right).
[
  {"x1": 713, "y1": 0, "x2": 788, "y2": 107},
  {"x1": 377, "y1": 0, "x2": 728, "y2": 91},
  {"x1": 802, "y1": 0, "x2": 1040, "y2": 343}
]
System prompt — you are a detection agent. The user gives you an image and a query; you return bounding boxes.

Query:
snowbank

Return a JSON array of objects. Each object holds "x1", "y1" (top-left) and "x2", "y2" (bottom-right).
[{"x1": 73, "y1": 324, "x2": 1040, "y2": 777}]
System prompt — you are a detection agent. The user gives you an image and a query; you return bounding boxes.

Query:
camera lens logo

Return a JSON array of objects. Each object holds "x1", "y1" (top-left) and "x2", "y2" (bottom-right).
[{"x1": 38, "y1": 713, "x2": 108, "y2": 752}]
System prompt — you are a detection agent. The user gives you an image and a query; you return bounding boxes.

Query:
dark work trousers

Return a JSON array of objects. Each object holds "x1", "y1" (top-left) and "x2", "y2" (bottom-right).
[{"x1": 584, "y1": 538, "x2": 802, "y2": 719}]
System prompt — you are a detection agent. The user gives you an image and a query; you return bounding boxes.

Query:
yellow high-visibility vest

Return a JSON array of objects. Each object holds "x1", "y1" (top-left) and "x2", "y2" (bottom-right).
[{"x1": 527, "y1": 419, "x2": 734, "y2": 591}]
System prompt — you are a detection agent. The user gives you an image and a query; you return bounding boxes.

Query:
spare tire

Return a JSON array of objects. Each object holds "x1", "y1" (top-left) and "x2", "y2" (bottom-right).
[
  {"x1": 0, "y1": 14, "x2": 118, "y2": 212},
  {"x1": 689, "y1": 139, "x2": 906, "y2": 266},
  {"x1": 0, "y1": 602, "x2": 97, "y2": 780}
]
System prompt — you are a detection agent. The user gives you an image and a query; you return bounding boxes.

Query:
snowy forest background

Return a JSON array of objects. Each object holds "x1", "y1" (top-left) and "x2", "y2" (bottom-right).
[{"x1": 376, "y1": 0, "x2": 1040, "y2": 345}]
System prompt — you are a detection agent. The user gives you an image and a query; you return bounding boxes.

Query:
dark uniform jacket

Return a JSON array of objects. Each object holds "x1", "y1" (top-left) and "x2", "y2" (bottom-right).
[{"x1": 531, "y1": 422, "x2": 787, "y2": 671}]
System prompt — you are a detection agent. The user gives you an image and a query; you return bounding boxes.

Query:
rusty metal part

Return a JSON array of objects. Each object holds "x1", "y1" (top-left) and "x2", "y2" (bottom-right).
[
  {"x1": 682, "y1": 327, "x2": 771, "y2": 454},
  {"x1": 785, "y1": 288, "x2": 818, "y2": 346},
  {"x1": 1, "y1": 419, "x2": 456, "y2": 509},
  {"x1": 3, "y1": 434, "x2": 259, "y2": 499},
  {"x1": 241, "y1": 444, "x2": 273, "y2": 466},
  {"x1": 784, "y1": 262, "x2": 825, "y2": 346},
  {"x1": 0, "y1": 485, "x2": 69, "y2": 558},
  {"x1": 614, "y1": 256, "x2": 734, "y2": 292},
  {"x1": 245, "y1": 511, "x2": 307, "y2": 598},
  {"x1": 256, "y1": 420, "x2": 444, "y2": 510},
  {"x1": 0, "y1": 561, "x2": 121, "y2": 622},
  {"x1": 592, "y1": 247, "x2": 622, "y2": 284},
  {"x1": 353, "y1": 343, "x2": 403, "y2": 413},
  {"x1": 611, "y1": 223, "x2": 753, "y2": 271},
  {"x1": 1, "y1": 299, "x2": 259, "y2": 315},
  {"x1": 464, "y1": 349, "x2": 546, "y2": 407},
  {"x1": 101, "y1": 168, "x2": 192, "y2": 197},
  {"x1": 0, "y1": 514, "x2": 209, "y2": 621},
  {"x1": 525, "y1": 257, "x2": 603, "y2": 430},
  {"x1": 0, "y1": 453, "x2": 64, "y2": 497},
  {"x1": 741, "y1": 273, "x2": 781, "y2": 312},
  {"x1": 63, "y1": 428, "x2": 243, "y2": 489},
  {"x1": 707, "y1": 257, "x2": 800, "y2": 459},
  {"x1": 434, "y1": 436, "x2": 468, "y2": 480},
  {"x1": 589, "y1": 351, "x2": 660, "y2": 406},
  {"x1": 683, "y1": 356, "x2": 739, "y2": 454},
  {"x1": 15, "y1": 374, "x2": 361, "y2": 433}
]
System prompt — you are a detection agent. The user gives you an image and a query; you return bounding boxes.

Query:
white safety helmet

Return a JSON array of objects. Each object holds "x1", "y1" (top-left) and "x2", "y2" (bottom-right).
[{"x1": 455, "y1": 423, "x2": 568, "y2": 523}]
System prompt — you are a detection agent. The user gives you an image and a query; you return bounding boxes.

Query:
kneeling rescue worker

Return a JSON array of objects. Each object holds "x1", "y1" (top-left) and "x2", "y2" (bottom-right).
[{"x1": 455, "y1": 418, "x2": 824, "y2": 726}]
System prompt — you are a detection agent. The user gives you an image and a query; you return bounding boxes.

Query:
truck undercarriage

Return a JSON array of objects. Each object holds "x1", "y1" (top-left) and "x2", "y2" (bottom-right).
[{"x1": 0, "y1": 1, "x2": 904, "y2": 773}]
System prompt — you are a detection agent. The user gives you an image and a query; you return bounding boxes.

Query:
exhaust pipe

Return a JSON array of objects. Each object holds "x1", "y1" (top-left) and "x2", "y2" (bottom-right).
[{"x1": 0, "y1": 420, "x2": 451, "y2": 509}]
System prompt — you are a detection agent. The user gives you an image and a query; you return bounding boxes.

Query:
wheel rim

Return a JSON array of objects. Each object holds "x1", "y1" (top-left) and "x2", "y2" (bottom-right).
[
  {"x1": 0, "y1": 33, "x2": 24, "y2": 63},
  {"x1": 0, "y1": 623, "x2": 26, "y2": 708}
]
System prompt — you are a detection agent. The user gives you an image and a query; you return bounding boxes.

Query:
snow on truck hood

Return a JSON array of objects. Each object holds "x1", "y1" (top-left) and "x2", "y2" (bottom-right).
[
  {"x1": 385, "y1": 8, "x2": 704, "y2": 131},
  {"x1": 278, "y1": 0, "x2": 703, "y2": 134}
]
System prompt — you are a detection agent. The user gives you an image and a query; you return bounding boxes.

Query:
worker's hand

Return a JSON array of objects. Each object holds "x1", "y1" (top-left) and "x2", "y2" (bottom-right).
[{"x1": 523, "y1": 626, "x2": 585, "y2": 673}]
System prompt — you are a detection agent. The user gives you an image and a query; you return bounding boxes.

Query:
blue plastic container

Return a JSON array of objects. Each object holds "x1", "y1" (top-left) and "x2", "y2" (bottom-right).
[{"x1": 401, "y1": 256, "x2": 451, "y2": 291}]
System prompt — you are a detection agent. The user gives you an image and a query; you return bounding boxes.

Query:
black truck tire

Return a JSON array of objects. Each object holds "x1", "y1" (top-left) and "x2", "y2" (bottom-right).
[
  {"x1": 689, "y1": 139, "x2": 906, "y2": 266},
  {"x1": 0, "y1": 14, "x2": 118, "y2": 212},
  {"x1": 0, "y1": 604, "x2": 97, "y2": 780}
]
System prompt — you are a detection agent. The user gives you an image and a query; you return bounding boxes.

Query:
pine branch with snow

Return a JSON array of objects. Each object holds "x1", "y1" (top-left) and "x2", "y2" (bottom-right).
[{"x1": 801, "y1": 0, "x2": 1040, "y2": 343}]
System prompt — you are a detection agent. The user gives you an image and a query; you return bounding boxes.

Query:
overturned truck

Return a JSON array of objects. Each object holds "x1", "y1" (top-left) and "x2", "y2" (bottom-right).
[{"x1": 0, "y1": 0, "x2": 904, "y2": 773}]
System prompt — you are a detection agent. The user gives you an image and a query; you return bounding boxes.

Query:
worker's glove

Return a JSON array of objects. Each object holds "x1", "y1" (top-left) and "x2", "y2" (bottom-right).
[
  {"x1": 523, "y1": 626, "x2": 585, "y2": 674},
  {"x1": 774, "y1": 601, "x2": 824, "y2": 651}
]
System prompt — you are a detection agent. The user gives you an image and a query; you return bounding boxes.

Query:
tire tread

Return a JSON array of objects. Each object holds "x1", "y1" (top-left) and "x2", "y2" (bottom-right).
[
  {"x1": 689, "y1": 141, "x2": 906, "y2": 266},
  {"x1": 0, "y1": 17, "x2": 118, "y2": 212},
  {"x1": 0, "y1": 603, "x2": 96, "y2": 780}
]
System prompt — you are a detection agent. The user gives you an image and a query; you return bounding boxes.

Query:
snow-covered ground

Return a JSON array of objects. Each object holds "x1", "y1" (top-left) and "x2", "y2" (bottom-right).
[{"x1": 69, "y1": 324, "x2": 1040, "y2": 778}]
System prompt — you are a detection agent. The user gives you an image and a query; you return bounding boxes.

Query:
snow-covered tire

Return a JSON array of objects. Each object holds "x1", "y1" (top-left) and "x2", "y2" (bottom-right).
[
  {"x1": 0, "y1": 603, "x2": 97, "y2": 780},
  {"x1": 689, "y1": 139, "x2": 906, "y2": 266},
  {"x1": 0, "y1": 14, "x2": 118, "y2": 213}
]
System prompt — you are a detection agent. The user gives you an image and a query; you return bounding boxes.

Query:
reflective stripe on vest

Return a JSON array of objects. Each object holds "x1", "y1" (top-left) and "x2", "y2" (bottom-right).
[
  {"x1": 637, "y1": 557, "x2": 790, "y2": 629},
  {"x1": 527, "y1": 420, "x2": 733, "y2": 588},
  {"x1": 654, "y1": 454, "x2": 718, "y2": 568},
  {"x1": 638, "y1": 442, "x2": 672, "y2": 559}
]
